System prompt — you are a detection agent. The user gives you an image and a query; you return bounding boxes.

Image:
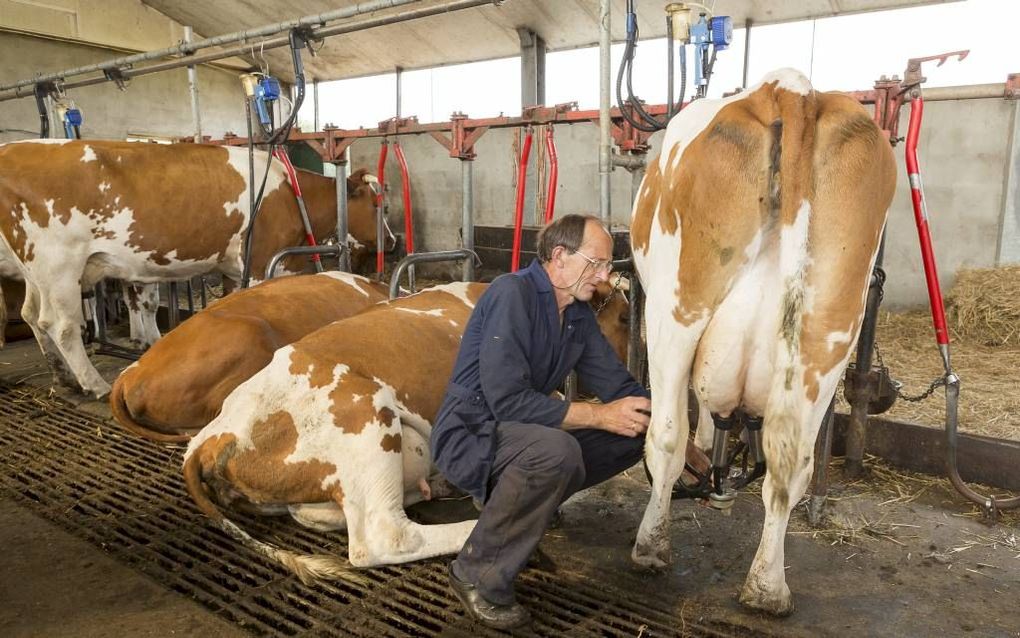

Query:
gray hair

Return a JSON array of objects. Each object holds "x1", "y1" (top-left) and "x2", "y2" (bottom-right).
[{"x1": 536, "y1": 214, "x2": 606, "y2": 263}]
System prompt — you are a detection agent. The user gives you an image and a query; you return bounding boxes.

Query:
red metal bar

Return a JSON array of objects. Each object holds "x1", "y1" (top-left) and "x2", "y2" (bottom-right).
[
  {"x1": 376, "y1": 141, "x2": 389, "y2": 273},
  {"x1": 904, "y1": 96, "x2": 949, "y2": 346},
  {"x1": 544, "y1": 126, "x2": 558, "y2": 224},
  {"x1": 271, "y1": 148, "x2": 319, "y2": 264},
  {"x1": 393, "y1": 142, "x2": 415, "y2": 255},
  {"x1": 511, "y1": 127, "x2": 534, "y2": 272}
]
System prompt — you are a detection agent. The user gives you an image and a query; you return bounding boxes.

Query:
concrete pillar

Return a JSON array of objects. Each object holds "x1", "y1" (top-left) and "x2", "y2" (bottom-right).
[
  {"x1": 518, "y1": 28, "x2": 546, "y2": 107},
  {"x1": 519, "y1": 28, "x2": 545, "y2": 227},
  {"x1": 997, "y1": 99, "x2": 1020, "y2": 264}
]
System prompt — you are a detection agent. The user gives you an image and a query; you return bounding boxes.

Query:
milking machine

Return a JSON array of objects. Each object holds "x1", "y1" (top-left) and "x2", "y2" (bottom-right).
[
  {"x1": 617, "y1": 1, "x2": 731, "y2": 133},
  {"x1": 239, "y1": 27, "x2": 320, "y2": 288}
]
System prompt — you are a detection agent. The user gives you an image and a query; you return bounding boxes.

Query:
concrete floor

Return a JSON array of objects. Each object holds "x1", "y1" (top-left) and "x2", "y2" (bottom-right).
[{"x1": 0, "y1": 335, "x2": 1018, "y2": 637}]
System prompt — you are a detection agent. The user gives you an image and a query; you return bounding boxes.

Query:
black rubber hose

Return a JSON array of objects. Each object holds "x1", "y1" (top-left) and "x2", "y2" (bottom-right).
[{"x1": 616, "y1": 41, "x2": 659, "y2": 132}]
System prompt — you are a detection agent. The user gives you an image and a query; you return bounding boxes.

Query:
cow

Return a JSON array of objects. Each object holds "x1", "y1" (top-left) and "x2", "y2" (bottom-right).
[
  {"x1": 181, "y1": 277, "x2": 657, "y2": 581},
  {"x1": 0, "y1": 139, "x2": 384, "y2": 398},
  {"x1": 111, "y1": 271, "x2": 389, "y2": 443},
  {"x1": 630, "y1": 69, "x2": 896, "y2": 615},
  {"x1": 183, "y1": 283, "x2": 485, "y2": 581}
]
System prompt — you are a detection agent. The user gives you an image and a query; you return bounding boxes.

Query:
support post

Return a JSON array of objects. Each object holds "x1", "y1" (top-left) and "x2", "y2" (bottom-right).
[
  {"x1": 184, "y1": 27, "x2": 202, "y2": 142},
  {"x1": 997, "y1": 92, "x2": 1020, "y2": 264},
  {"x1": 598, "y1": 0, "x2": 612, "y2": 226},
  {"x1": 313, "y1": 79, "x2": 320, "y2": 131},
  {"x1": 334, "y1": 152, "x2": 351, "y2": 272},
  {"x1": 461, "y1": 158, "x2": 475, "y2": 281},
  {"x1": 845, "y1": 235, "x2": 887, "y2": 477},
  {"x1": 742, "y1": 19, "x2": 752, "y2": 89},
  {"x1": 519, "y1": 29, "x2": 545, "y2": 226}
]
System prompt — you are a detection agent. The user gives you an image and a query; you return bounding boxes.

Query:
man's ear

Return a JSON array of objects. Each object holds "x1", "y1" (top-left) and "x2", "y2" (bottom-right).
[{"x1": 550, "y1": 245, "x2": 566, "y2": 266}]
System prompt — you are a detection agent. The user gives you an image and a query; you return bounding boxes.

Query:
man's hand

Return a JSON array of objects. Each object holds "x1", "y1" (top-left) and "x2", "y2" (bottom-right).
[{"x1": 593, "y1": 396, "x2": 651, "y2": 437}]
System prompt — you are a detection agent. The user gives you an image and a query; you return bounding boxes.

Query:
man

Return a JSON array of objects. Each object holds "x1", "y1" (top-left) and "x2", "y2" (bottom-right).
[{"x1": 431, "y1": 214, "x2": 656, "y2": 630}]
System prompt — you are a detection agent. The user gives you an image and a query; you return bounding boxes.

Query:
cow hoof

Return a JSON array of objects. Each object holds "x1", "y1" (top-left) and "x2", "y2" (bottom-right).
[
  {"x1": 739, "y1": 581, "x2": 794, "y2": 616},
  {"x1": 631, "y1": 542, "x2": 669, "y2": 570}
]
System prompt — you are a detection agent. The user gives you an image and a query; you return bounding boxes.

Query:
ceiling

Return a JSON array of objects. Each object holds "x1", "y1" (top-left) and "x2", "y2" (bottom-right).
[{"x1": 140, "y1": 0, "x2": 959, "y2": 82}]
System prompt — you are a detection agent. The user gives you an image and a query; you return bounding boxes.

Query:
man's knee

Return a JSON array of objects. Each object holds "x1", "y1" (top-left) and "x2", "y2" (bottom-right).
[{"x1": 520, "y1": 428, "x2": 585, "y2": 485}]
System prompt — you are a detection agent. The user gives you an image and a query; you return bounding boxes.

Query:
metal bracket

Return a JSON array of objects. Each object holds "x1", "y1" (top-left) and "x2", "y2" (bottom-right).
[
  {"x1": 1006, "y1": 73, "x2": 1020, "y2": 100},
  {"x1": 902, "y1": 50, "x2": 969, "y2": 96},
  {"x1": 103, "y1": 67, "x2": 131, "y2": 91},
  {"x1": 429, "y1": 112, "x2": 489, "y2": 160}
]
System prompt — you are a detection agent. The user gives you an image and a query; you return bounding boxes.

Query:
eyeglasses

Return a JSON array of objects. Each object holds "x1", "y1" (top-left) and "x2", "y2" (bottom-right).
[{"x1": 573, "y1": 249, "x2": 614, "y2": 273}]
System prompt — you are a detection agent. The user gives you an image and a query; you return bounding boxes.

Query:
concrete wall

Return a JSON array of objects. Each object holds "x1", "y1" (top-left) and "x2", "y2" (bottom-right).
[
  {"x1": 0, "y1": 32, "x2": 247, "y2": 143},
  {"x1": 351, "y1": 94, "x2": 1019, "y2": 308}
]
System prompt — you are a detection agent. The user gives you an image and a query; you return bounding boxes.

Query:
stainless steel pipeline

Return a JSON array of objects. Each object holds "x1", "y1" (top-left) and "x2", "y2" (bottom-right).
[
  {"x1": 264, "y1": 244, "x2": 344, "y2": 280},
  {"x1": 389, "y1": 249, "x2": 478, "y2": 299},
  {"x1": 0, "y1": 0, "x2": 498, "y2": 102},
  {"x1": 0, "y1": 0, "x2": 423, "y2": 94},
  {"x1": 598, "y1": 0, "x2": 612, "y2": 226}
]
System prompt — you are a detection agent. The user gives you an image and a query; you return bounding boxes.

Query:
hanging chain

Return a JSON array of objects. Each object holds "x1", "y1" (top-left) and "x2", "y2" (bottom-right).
[
  {"x1": 873, "y1": 342, "x2": 948, "y2": 403},
  {"x1": 592, "y1": 271, "x2": 625, "y2": 314}
]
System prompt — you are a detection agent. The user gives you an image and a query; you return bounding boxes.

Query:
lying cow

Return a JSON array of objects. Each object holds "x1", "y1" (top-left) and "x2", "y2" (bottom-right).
[
  {"x1": 0, "y1": 139, "x2": 385, "y2": 398},
  {"x1": 182, "y1": 277, "x2": 656, "y2": 580},
  {"x1": 631, "y1": 69, "x2": 896, "y2": 615},
  {"x1": 111, "y1": 271, "x2": 389, "y2": 443},
  {"x1": 184, "y1": 283, "x2": 485, "y2": 580}
]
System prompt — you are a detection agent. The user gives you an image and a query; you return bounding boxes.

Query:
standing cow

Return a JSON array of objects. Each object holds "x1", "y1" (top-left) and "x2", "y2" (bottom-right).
[
  {"x1": 630, "y1": 69, "x2": 896, "y2": 615},
  {"x1": 0, "y1": 140, "x2": 382, "y2": 398}
]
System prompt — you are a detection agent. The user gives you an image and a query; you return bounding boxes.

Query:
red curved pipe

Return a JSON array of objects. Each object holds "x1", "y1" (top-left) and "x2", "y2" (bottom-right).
[
  {"x1": 376, "y1": 141, "x2": 389, "y2": 274},
  {"x1": 905, "y1": 96, "x2": 949, "y2": 346},
  {"x1": 272, "y1": 148, "x2": 319, "y2": 264},
  {"x1": 394, "y1": 142, "x2": 415, "y2": 255},
  {"x1": 511, "y1": 127, "x2": 534, "y2": 272},
  {"x1": 544, "y1": 126, "x2": 558, "y2": 224}
]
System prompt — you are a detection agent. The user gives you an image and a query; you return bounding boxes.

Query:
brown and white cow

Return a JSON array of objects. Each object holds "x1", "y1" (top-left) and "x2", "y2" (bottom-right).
[
  {"x1": 111, "y1": 271, "x2": 389, "y2": 443},
  {"x1": 630, "y1": 69, "x2": 896, "y2": 615},
  {"x1": 182, "y1": 278, "x2": 646, "y2": 581},
  {"x1": 0, "y1": 139, "x2": 381, "y2": 398},
  {"x1": 183, "y1": 283, "x2": 485, "y2": 581}
]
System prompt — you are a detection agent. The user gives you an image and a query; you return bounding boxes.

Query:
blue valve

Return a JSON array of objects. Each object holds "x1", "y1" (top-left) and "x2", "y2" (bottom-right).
[
  {"x1": 711, "y1": 16, "x2": 733, "y2": 51},
  {"x1": 63, "y1": 107, "x2": 83, "y2": 139},
  {"x1": 254, "y1": 76, "x2": 281, "y2": 127}
]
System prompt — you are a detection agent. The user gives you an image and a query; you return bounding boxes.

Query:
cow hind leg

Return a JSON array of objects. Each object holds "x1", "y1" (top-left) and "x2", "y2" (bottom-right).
[
  {"x1": 29, "y1": 278, "x2": 110, "y2": 397},
  {"x1": 22, "y1": 285, "x2": 82, "y2": 391},
  {"x1": 289, "y1": 502, "x2": 347, "y2": 531},
  {"x1": 633, "y1": 314, "x2": 710, "y2": 569},
  {"x1": 342, "y1": 416, "x2": 475, "y2": 568},
  {"x1": 739, "y1": 370, "x2": 842, "y2": 615}
]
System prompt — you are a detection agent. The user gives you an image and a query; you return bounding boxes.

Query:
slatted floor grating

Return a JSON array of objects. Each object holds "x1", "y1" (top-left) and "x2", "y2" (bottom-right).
[{"x1": 0, "y1": 383, "x2": 769, "y2": 637}]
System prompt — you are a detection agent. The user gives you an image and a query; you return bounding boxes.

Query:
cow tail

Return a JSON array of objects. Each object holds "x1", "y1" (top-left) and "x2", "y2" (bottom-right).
[
  {"x1": 762, "y1": 83, "x2": 819, "y2": 512},
  {"x1": 109, "y1": 374, "x2": 192, "y2": 444},
  {"x1": 182, "y1": 450, "x2": 367, "y2": 586}
]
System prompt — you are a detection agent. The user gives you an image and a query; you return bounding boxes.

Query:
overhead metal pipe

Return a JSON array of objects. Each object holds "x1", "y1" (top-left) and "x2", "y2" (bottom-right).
[
  {"x1": 742, "y1": 18, "x2": 752, "y2": 89},
  {"x1": 0, "y1": 0, "x2": 422, "y2": 94},
  {"x1": 0, "y1": 0, "x2": 497, "y2": 103},
  {"x1": 598, "y1": 0, "x2": 613, "y2": 225}
]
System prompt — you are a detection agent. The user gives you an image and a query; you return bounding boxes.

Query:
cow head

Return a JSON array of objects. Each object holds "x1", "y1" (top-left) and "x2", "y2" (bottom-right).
[{"x1": 591, "y1": 275, "x2": 632, "y2": 365}]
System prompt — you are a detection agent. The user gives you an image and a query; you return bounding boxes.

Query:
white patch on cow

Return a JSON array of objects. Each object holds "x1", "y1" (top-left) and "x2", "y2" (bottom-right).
[
  {"x1": 396, "y1": 307, "x2": 443, "y2": 317},
  {"x1": 758, "y1": 68, "x2": 812, "y2": 96},
  {"x1": 429, "y1": 281, "x2": 477, "y2": 309},
  {"x1": 825, "y1": 330, "x2": 853, "y2": 352},
  {"x1": 98, "y1": 182, "x2": 110, "y2": 193},
  {"x1": 81, "y1": 145, "x2": 97, "y2": 162},
  {"x1": 319, "y1": 270, "x2": 374, "y2": 297},
  {"x1": 448, "y1": 320, "x2": 458, "y2": 327},
  {"x1": 779, "y1": 201, "x2": 812, "y2": 284},
  {"x1": 657, "y1": 88, "x2": 753, "y2": 173}
]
